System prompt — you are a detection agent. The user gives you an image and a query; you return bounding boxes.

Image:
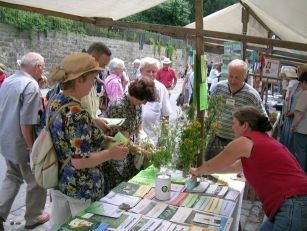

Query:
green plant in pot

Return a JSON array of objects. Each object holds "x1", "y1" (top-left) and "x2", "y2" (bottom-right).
[
  {"x1": 149, "y1": 119, "x2": 179, "y2": 172},
  {"x1": 177, "y1": 95, "x2": 224, "y2": 175}
]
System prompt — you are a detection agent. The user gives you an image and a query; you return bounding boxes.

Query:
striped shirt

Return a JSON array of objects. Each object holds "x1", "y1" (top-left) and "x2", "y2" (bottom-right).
[{"x1": 211, "y1": 80, "x2": 267, "y2": 140}]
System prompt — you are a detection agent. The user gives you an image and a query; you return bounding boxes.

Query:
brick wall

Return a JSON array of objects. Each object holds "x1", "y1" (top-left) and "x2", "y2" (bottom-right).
[{"x1": 0, "y1": 23, "x2": 220, "y2": 78}]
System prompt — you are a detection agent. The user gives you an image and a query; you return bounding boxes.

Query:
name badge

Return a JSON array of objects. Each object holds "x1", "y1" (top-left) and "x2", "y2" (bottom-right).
[{"x1": 226, "y1": 98, "x2": 235, "y2": 106}]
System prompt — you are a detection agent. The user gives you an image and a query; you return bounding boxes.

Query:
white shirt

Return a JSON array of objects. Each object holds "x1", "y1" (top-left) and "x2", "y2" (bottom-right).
[
  {"x1": 207, "y1": 69, "x2": 218, "y2": 84},
  {"x1": 142, "y1": 80, "x2": 171, "y2": 145}
]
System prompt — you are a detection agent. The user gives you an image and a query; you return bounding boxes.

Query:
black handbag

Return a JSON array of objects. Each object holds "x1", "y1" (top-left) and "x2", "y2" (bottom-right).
[{"x1": 176, "y1": 93, "x2": 184, "y2": 106}]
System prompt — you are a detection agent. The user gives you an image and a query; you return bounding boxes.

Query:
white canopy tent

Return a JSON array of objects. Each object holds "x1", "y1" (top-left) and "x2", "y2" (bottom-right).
[
  {"x1": 0, "y1": 0, "x2": 167, "y2": 20},
  {"x1": 185, "y1": 0, "x2": 307, "y2": 45}
]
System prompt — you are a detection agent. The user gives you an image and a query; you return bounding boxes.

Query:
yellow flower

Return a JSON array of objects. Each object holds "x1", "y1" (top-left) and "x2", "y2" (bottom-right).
[
  {"x1": 212, "y1": 121, "x2": 221, "y2": 130},
  {"x1": 192, "y1": 120, "x2": 201, "y2": 129}
]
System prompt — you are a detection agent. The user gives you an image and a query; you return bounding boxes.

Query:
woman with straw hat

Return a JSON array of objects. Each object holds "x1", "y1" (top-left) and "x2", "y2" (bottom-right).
[{"x1": 47, "y1": 53, "x2": 129, "y2": 227}]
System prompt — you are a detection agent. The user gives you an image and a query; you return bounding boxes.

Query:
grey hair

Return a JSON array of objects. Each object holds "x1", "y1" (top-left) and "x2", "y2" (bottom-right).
[
  {"x1": 228, "y1": 59, "x2": 248, "y2": 74},
  {"x1": 108, "y1": 58, "x2": 125, "y2": 73},
  {"x1": 139, "y1": 57, "x2": 160, "y2": 71},
  {"x1": 20, "y1": 52, "x2": 44, "y2": 67}
]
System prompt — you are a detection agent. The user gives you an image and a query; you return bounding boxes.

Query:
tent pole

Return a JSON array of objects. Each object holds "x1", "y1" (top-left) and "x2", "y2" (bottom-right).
[
  {"x1": 195, "y1": 0, "x2": 205, "y2": 167},
  {"x1": 241, "y1": 7, "x2": 249, "y2": 61}
]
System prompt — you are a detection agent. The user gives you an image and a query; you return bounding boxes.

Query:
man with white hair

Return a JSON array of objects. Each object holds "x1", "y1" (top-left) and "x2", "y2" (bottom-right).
[
  {"x1": 139, "y1": 57, "x2": 172, "y2": 145},
  {"x1": 0, "y1": 52, "x2": 49, "y2": 229},
  {"x1": 205, "y1": 59, "x2": 266, "y2": 161}
]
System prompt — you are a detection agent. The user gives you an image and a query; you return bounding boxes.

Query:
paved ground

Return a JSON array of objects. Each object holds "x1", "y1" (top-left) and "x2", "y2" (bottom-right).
[{"x1": 0, "y1": 79, "x2": 264, "y2": 230}]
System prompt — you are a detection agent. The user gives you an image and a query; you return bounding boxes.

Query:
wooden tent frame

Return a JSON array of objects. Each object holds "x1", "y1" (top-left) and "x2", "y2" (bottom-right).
[{"x1": 1, "y1": 0, "x2": 306, "y2": 165}]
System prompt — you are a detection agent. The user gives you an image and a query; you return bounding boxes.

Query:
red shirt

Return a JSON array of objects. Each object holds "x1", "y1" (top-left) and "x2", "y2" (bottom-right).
[
  {"x1": 0, "y1": 73, "x2": 6, "y2": 87},
  {"x1": 156, "y1": 67, "x2": 177, "y2": 88},
  {"x1": 242, "y1": 131, "x2": 307, "y2": 221}
]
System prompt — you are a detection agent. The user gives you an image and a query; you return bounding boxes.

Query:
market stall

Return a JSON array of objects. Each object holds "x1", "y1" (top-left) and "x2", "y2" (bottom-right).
[{"x1": 57, "y1": 166, "x2": 245, "y2": 231}]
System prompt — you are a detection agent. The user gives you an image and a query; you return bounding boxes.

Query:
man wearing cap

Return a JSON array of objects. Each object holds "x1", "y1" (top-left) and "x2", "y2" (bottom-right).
[
  {"x1": 0, "y1": 52, "x2": 49, "y2": 229},
  {"x1": 130, "y1": 59, "x2": 141, "y2": 82},
  {"x1": 205, "y1": 59, "x2": 267, "y2": 161},
  {"x1": 0, "y1": 63, "x2": 7, "y2": 88},
  {"x1": 156, "y1": 57, "x2": 177, "y2": 94},
  {"x1": 139, "y1": 57, "x2": 172, "y2": 145}
]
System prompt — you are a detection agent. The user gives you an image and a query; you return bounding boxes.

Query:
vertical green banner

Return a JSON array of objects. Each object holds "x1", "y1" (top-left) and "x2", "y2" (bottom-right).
[
  {"x1": 200, "y1": 82, "x2": 208, "y2": 110},
  {"x1": 193, "y1": 54, "x2": 208, "y2": 110}
]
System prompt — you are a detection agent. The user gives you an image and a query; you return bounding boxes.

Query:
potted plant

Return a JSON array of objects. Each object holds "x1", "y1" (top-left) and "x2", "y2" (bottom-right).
[{"x1": 176, "y1": 95, "x2": 224, "y2": 175}]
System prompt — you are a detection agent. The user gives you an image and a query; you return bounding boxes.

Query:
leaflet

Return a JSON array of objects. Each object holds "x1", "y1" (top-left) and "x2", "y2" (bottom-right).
[
  {"x1": 84, "y1": 201, "x2": 122, "y2": 218},
  {"x1": 100, "y1": 191, "x2": 141, "y2": 208}
]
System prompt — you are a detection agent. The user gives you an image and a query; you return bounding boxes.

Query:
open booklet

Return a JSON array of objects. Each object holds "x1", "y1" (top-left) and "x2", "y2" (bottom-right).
[
  {"x1": 106, "y1": 132, "x2": 129, "y2": 149},
  {"x1": 103, "y1": 118, "x2": 125, "y2": 127}
]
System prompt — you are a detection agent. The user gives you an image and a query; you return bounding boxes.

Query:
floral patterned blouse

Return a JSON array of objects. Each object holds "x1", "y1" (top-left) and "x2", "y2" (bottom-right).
[
  {"x1": 104, "y1": 94, "x2": 142, "y2": 192},
  {"x1": 49, "y1": 93, "x2": 105, "y2": 201}
]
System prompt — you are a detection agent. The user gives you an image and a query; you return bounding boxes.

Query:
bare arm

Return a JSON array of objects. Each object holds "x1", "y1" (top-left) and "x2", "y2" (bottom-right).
[
  {"x1": 190, "y1": 137, "x2": 253, "y2": 176},
  {"x1": 20, "y1": 125, "x2": 35, "y2": 152},
  {"x1": 215, "y1": 160, "x2": 243, "y2": 174},
  {"x1": 94, "y1": 118, "x2": 111, "y2": 132},
  {"x1": 71, "y1": 144, "x2": 128, "y2": 169}
]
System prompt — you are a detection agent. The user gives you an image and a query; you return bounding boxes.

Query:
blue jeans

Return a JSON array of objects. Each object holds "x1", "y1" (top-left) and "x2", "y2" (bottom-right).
[
  {"x1": 293, "y1": 132, "x2": 307, "y2": 173},
  {"x1": 259, "y1": 195, "x2": 307, "y2": 231}
]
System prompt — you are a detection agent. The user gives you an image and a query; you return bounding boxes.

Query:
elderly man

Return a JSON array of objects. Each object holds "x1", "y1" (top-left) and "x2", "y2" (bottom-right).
[
  {"x1": 0, "y1": 52, "x2": 49, "y2": 229},
  {"x1": 156, "y1": 57, "x2": 177, "y2": 93},
  {"x1": 205, "y1": 59, "x2": 266, "y2": 161},
  {"x1": 139, "y1": 57, "x2": 172, "y2": 145}
]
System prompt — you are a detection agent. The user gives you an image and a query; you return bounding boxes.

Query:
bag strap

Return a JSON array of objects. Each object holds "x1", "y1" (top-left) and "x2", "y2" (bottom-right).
[
  {"x1": 46, "y1": 101, "x2": 78, "y2": 130},
  {"x1": 46, "y1": 101, "x2": 79, "y2": 172}
]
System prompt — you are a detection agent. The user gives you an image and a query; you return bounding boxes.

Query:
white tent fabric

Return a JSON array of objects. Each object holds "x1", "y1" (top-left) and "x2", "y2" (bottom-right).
[
  {"x1": 185, "y1": 3, "x2": 267, "y2": 38},
  {"x1": 185, "y1": 0, "x2": 307, "y2": 44},
  {"x1": 2, "y1": 0, "x2": 167, "y2": 20}
]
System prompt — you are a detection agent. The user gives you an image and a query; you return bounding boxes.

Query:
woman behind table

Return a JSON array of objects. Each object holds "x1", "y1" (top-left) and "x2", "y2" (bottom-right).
[
  {"x1": 190, "y1": 106, "x2": 307, "y2": 231},
  {"x1": 104, "y1": 77, "x2": 157, "y2": 193},
  {"x1": 291, "y1": 71, "x2": 307, "y2": 173},
  {"x1": 47, "y1": 53, "x2": 129, "y2": 227},
  {"x1": 279, "y1": 66, "x2": 301, "y2": 152}
]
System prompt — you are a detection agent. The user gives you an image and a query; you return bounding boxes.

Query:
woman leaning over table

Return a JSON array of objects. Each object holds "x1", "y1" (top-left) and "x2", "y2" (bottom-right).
[
  {"x1": 190, "y1": 106, "x2": 307, "y2": 231},
  {"x1": 103, "y1": 77, "x2": 157, "y2": 193},
  {"x1": 47, "y1": 53, "x2": 129, "y2": 227}
]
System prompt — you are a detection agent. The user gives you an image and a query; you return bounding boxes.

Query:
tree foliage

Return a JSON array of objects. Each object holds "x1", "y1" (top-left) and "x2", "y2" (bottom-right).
[
  {"x1": 123, "y1": 0, "x2": 191, "y2": 26},
  {"x1": 186, "y1": 0, "x2": 239, "y2": 22},
  {"x1": 124, "y1": 0, "x2": 239, "y2": 25}
]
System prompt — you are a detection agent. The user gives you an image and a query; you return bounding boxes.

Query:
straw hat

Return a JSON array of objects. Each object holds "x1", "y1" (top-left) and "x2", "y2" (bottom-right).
[
  {"x1": 161, "y1": 57, "x2": 172, "y2": 64},
  {"x1": 0, "y1": 63, "x2": 7, "y2": 74},
  {"x1": 280, "y1": 66, "x2": 297, "y2": 78},
  {"x1": 48, "y1": 53, "x2": 102, "y2": 85}
]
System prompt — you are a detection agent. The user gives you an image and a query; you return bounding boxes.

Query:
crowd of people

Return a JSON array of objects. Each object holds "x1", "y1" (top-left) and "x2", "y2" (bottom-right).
[
  {"x1": 0, "y1": 42, "x2": 175, "y2": 229},
  {"x1": 0, "y1": 41, "x2": 307, "y2": 231}
]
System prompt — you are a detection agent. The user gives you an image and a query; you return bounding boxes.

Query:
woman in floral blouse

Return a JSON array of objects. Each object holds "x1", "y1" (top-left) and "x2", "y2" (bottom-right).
[
  {"x1": 104, "y1": 77, "x2": 157, "y2": 192},
  {"x1": 47, "y1": 53, "x2": 129, "y2": 227}
]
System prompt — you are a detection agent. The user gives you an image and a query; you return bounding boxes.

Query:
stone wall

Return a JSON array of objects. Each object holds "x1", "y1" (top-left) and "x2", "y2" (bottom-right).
[{"x1": 0, "y1": 23, "x2": 220, "y2": 78}]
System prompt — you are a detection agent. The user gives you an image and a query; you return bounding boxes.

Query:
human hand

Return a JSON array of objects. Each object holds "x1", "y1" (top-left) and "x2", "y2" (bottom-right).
[
  {"x1": 109, "y1": 144, "x2": 129, "y2": 160},
  {"x1": 38, "y1": 75, "x2": 47, "y2": 88},
  {"x1": 101, "y1": 136, "x2": 116, "y2": 149},
  {"x1": 189, "y1": 167, "x2": 200, "y2": 180},
  {"x1": 285, "y1": 112, "x2": 294, "y2": 118}
]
